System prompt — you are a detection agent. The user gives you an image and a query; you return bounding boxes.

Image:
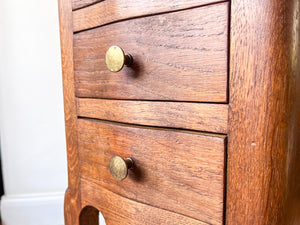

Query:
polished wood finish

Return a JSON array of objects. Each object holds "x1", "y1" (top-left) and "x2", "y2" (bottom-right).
[
  {"x1": 59, "y1": 0, "x2": 300, "y2": 224},
  {"x1": 227, "y1": 0, "x2": 300, "y2": 224},
  {"x1": 73, "y1": 0, "x2": 229, "y2": 32},
  {"x1": 74, "y1": 3, "x2": 228, "y2": 102},
  {"x1": 77, "y1": 98, "x2": 228, "y2": 133},
  {"x1": 81, "y1": 178, "x2": 208, "y2": 225},
  {"x1": 58, "y1": 0, "x2": 81, "y2": 224},
  {"x1": 78, "y1": 119, "x2": 226, "y2": 225},
  {"x1": 72, "y1": 0, "x2": 102, "y2": 10}
]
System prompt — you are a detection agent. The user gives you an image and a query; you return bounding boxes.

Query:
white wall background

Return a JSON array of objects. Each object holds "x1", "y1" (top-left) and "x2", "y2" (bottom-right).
[{"x1": 0, "y1": 0, "x2": 67, "y2": 224}]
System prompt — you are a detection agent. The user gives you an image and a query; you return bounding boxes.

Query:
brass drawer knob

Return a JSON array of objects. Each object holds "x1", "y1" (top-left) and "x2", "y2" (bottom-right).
[
  {"x1": 109, "y1": 156, "x2": 134, "y2": 181},
  {"x1": 105, "y1": 46, "x2": 133, "y2": 72}
]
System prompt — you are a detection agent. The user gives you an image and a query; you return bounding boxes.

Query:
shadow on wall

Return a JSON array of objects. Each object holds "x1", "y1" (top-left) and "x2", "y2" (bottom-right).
[{"x1": 0, "y1": 137, "x2": 5, "y2": 222}]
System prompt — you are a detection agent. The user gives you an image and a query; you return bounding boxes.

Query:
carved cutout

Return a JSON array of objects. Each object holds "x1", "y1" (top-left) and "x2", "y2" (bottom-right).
[{"x1": 79, "y1": 206, "x2": 106, "y2": 225}]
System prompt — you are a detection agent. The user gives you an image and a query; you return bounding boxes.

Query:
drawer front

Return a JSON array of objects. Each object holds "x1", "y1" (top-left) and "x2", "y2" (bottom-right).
[
  {"x1": 74, "y1": 3, "x2": 228, "y2": 102},
  {"x1": 81, "y1": 178, "x2": 209, "y2": 225},
  {"x1": 78, "y1": 119, "x2": 226, "y2": 225},
  {"x1": 72, "y1": 0, "x2": 229, "y2": 30}
]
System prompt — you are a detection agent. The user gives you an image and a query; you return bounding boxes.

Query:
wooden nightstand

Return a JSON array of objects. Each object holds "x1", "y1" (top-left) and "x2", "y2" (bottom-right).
[{"x1": 58, "y1": 0, "x2": 300, "y2": 224}]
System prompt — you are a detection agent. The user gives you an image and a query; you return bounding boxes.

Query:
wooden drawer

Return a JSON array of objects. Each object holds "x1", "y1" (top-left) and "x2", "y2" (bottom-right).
[
  {"x1": 78, "y1": 119, "x2": 226, "y2": 225},
  {"x1": 72, "y1": 0, "x2": 229, "y2": 30},
  {"x1": 73, "y1": 3, "x2": 229, "y2": 102},
  {"x1": 81, "y1": 179, "x2": 211, "y2": 225}
]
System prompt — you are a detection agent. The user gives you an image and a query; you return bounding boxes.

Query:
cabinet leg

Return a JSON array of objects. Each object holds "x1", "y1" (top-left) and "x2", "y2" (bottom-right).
[
  {"x1": 64, "y1": 188, "x2": 81, "y2": 225},
  {"x1": 64, "y1": 188, "x2": 99, "y2": 225}
]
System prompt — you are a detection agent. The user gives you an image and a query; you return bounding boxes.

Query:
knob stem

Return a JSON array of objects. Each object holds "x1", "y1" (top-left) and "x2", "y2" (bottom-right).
[
  {"x1": 124, "y1": 157, "x2": 134, "y2": 169},
  {"x1": 124, "y1": 54, "x2": 133, "y2": 67}
]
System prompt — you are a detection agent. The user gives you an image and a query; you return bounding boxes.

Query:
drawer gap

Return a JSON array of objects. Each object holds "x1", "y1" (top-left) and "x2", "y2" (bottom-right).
[{"x1": 77, "y1": 117, "x2": 227, "y2": 137}]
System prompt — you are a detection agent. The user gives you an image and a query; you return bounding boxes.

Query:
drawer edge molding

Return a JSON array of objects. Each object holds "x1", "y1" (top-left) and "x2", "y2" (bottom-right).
[
  {"x1": 73, "y1": 0, "x2": 229, "y2": 32},
  {"x1": 76, "y1": 98, "x2": 229, "y2": 134}
]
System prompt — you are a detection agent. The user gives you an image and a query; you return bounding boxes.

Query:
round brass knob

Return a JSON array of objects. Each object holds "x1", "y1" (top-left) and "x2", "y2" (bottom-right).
[
  {"x1": 109, "y1": 156, "x2": 134, "y2": 181},
  {"x1": 105, "y1": 46, "x2": 133, "y2": 72}
]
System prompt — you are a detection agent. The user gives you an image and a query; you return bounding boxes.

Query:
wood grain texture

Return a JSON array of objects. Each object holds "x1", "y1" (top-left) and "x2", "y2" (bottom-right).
[
  {"x1": 287, "y1": 22, "x2": 300, "y2": 223},
  {"x1": 58, "y1": 0, "x2": 81, "y2": 224},
  {"x1": 286, "y1": 3, "x2": 300, "y2": 221},
  {"x1": 72, "y1": 0, "x2": 103, "y2": 10},
  {"x1": 74, "y1": 3, "x2": 228, "y2": 102},
  {"x1": 77, "y1": 98, "x2": 228, "y2": 133},
  {"x1": 227, "y1": 0, "x2": 300, "y2": 224},
  {"x1": 72, "y1": 0, "x2": 229, "y2": 32},
  {"x1": 77, "y1": 119, "x2": 226, "y2": 225},
  {"x1": 81, "y1": 178, "x2": 208, "y2": 225}
]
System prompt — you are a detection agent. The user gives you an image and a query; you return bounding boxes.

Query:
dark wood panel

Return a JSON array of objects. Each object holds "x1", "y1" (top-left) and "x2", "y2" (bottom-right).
[
  {"x1": 74, "y1": 3, "x2": 228, "y2": 102},
  {"x1": 58, "y1": 0, "x2": 81, "y2": 225},
  {"x1": 73, "y1": 0, "x2": 229, "y2": 32},
  {"x1": 72, "y1": 0, "x2": 103, "y2": 10},
  {"x1": 81, "y1": 178, "x2": 208, "y2": 225},
  {"x1": 77, "y1": 119, "x2": 226, "y2": 225},
  {"x1": 77, "y1": 98, "x2": 229, "y2": 133},
  {"x1": 227, "y1": 0, "x2": 300, "y2": 224}
]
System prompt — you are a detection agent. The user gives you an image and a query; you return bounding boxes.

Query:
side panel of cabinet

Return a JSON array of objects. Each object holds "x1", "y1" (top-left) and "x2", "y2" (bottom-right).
[
  {"x1": 227, "y1": 0, "x2": 300, "y2": 224},
  {"x1": 58, "y1": 0, "x2": 83, "y2": 224}
]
